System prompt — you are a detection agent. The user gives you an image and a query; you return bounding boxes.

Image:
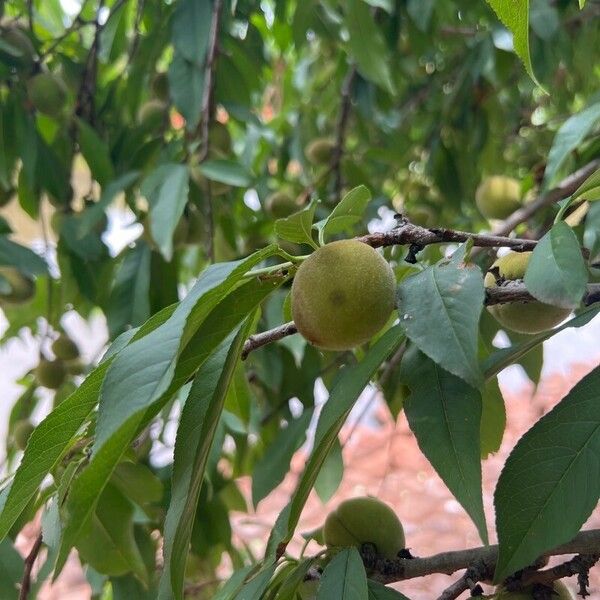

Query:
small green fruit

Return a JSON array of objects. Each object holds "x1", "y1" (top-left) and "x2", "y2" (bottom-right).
[
  {"x1": 265, "y1": 191, "x2": 298, "y2": 219},
  {"x1": 35, "y1": 358, "x2": 66, "y2": 390},
  {"x1": 137, "y1": 99, "x2": 168, "y2": 127},
  {"x1": 52, "y1": 334, "x2": 80, "y2": 360},
  {"x1": 323, "y1": 497, "x2": 405, "y2": 559},
  {"x1": 27, "y1": 73, "x2": 68, "y2": 118},
  {"x1": 305, "y1": 138, "x2": 336, "y2": 165},
  {"x1": 485, "y1": 251, "x2": 571, "y2": 335},
  {"x1": 291, "y1": 240, "x2": 396, "y2": 350},
  {"x1": 0, "y1": 267, "x2": 35, "y2": 304},
  {"x1": 476, "y1": 176, "x2": 522, "y2": 220},
  {"x1": 151, "y1": 72, "x2": 169, "y2": 102},
  {"x1": 1, "y1": 26, "x2": 35, "y2": 70},
  {"x1": 65, "y1": 359, "x2": 86, "y2": 376},
  {"x1": 13, "y1": 420, "x2": 34, "y2": 451}
]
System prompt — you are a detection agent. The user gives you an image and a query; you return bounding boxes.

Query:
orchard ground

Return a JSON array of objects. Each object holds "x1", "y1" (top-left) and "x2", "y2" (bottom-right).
[{"x1": 2, "y1": 305, "x2": 600, "y2": 598}]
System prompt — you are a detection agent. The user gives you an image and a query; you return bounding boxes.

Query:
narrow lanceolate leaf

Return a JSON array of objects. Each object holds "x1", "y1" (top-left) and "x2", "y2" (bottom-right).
[
  {"x1": 275, "y1": 199, "x2": 318, "y2": 248},
  {"x1": 142, "y1": 163, "x2": 190, "y2": 261},
  {"x1": 57, "y1": 254, "x2": 279, "y2": 574},
  {"x1": 494, "y1": 365, "x2": 600, "y2": 582},
  {"x1": 0, "y1": 237, "x2": 48, "y2": 276},
  {"x1": 397, "y1": 261, "x2": 484, "y2": 388},
  {"x1": 543, "y1": 102, "x2": 600, "y2": 188},
  {"x1": 320, "y1": 185, "x2": 371, "y2": 240},
  {"x1": 480, "y1": 377, "x2": 506, "y2": 459},
  {"x1": 401, "y1": 349, "x2": 488, "y2": 543},
  {"x1": 483, "y1": 304, "x2": 600, "y2": 379},
  {"x1": 368, "y1": 579, "x2": 412, "y2": 600},
  {"x1": 106, "y1": 242, "x2": 152, "y2": 338},
  {"x1": 234, "y1": 564, "x2": 277, "y2": 600},
  {"x1": 198, "y1": 160, "x2": 252, "y2": 187},
  {"x1": 0, "y1": 361, "x2": 110, "y2": 542},
  {"x1": 524, "y1": 222, "x2": 588, "y2": 309},
  {"x1": 76, "y1": 119, "x2": 115, "y2": 187},
  {"x1": 171, "y1": 0, "x2": 211, "y2": 65},
  {"x1": 160, "y1": 322, "x2": 254, "y2": 600},
  {"x1": 485, "y1": 0, "x2": 542, "y2": 89},
  {"x1": 268, "y1": 326, "x2": 405, "y2": 554},
  {"x1": 317, "y1": 548, "x2": 368, "y2": 600},
  {"x1": 571, "y1": 167, "x2": 600, "y2": 203},
  {"x1": 252, "y1": 410, "x2": 313, "y2": 508},
  {"x1": 344, "y1": 0, "x2": 395, "y2": 94},
  {"x1": 0, "y1": 538, "x2": 23, "y2": 597}
]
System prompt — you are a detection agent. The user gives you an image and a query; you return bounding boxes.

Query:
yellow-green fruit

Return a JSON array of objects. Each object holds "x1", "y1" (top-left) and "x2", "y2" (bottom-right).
[
  {"x1": 27, "y1": 73, "x2": 68, "y2": 118},
  {"x1": 485, "y1": 252, "x2": 571, "y2": 335},
  {"x1": 65, "y1": 359, "x2": 86, "y2": 376},
  {"x1": 493, "y1": 581, "x2": 573, "y2": 599},
  {"x1": 476, "y1": 176, "x2": 522, "y2": 220},
  {"x1": 151, "y1": 72, "x2": 169, "y2": 102},
  {"x1": 0, "y1": 267, "x2": 35, "y2": 304},
  {"x1": 52, "y1": 334, "x2": 80, "y2": 360},
  {"x1": 35, "y1": 358, "x2": 66, "y2": 390},
  {"x1": 1, "y1": 26, "x2": 35, "y2": 69},
  {"x1": 137, "y1": 99, "x2": 168, "y2": 126},
  {"x1": 265, "y1": 191, "x2": 298, "y2": 219},
  {"x1": 291, "y1": 240, "x2": 396, "y2": 350},
  {"x1": 210, "y1": 122, "x2": 232, "y2": 155},
  {"x1": 323, "y1": 497, "x2": 405, "y2": 559},
  {"x1": 305, "y1": 138, "x2": 336, "y2": 165},
  {"x1": 13, "y1": 420, "x2": 35, "y2": 451}
]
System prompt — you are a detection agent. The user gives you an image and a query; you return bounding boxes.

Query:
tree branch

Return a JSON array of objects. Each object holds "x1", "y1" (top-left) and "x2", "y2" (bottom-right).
[
  {"x1": 18, "y1": 532, "x2": 43, "y2": 600},
  {"x1": 242, "y1": 321, "x2": 297, "y2": 360},
  {"x1": 331, "y1": 65, "x2": 356, "y2": 203},
  {"x1": 437, "y1": 560, "x2": 491, "y2": 600},
  {"x1": 362, "y1": 528, "x2": 600, "y2": 585},
  {"x1": 487, "y1": 159, "x2": 600, "y2": 239}
]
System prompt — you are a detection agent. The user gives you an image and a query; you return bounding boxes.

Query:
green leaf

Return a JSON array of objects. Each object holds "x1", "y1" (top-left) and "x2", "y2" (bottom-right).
[
  {"x1": 160, "y1": 322, "x2": 254, "y2": 600},
  {"x1": 344, "y1": 0, "x2": 396, "y2": 94},
  {"x1": 0, "y1": 217, "x2": 11, "y2": 235},
  {"x1": 318, "y1": 185, "x2": 371, "y2": 241},
  {"x1": 483, "y1": 304, "x2": 600, "y2": 379},
  {"x1": 402, "y1": 349, "x2": 488, "y2": 543},
  {"x1": 234, "y1": 564, "x2": 277, "y2": 600},
  {"x1": 214, "y1": 566, "x2": 254, "y2": 600},
  {"x1": 0, "y1": 237, "x2": 48, "y2": 276},
  {"x1": 142, "y1": 163, "x2": 190, "y2": 261},
  {"x1": 579, "y1": 0, "x2": 586, "y2": 7},
  {"x1": 106, "y1": 242, "x2": 152, "y2": 338},
  {"x1": 76, "y1": 483, "x2": 148, "y2": 582},
  {"x1": 397, "y1": 261, "x2": 484, "y2": 388},
  {"x1": 269, "y1": 325, "x2": 404, "y2": 553},
  {"x1": 198, "y1": 160, "x2": 252, "y2": 187},
  {"x1": 317, "y1": 547, "x2": 368, "y2": 600},
  {"x1": 168, "y1": 54, "x2": 204, "y2": 130},
  {"x1": 524, "y1": 221, "x2": 588, "y2": 309},
  {"x1": 111, "y1": 461, "x2": 164, "y2": 507},
  {"x1": 485, "y1": 0, "x2": 542, "y2": 89},
  {"x1": 0, "y1": 362, "x2": 110, "y2": 542},
  {"x1": 77, "y1": 119, "x2": 115, "y2": 187},
  {"x1": 480, "y1": 378, "x2": 506, "y2": 459},
  {"x1": 274, "y1": 199, "x2": 318, "y2": 248},
  {"x1": 407, "y1": 0, "x2": 435, "y2": 32},
  {"x1": 368, "y1": 580, "x2": 412, "y2": 600},
  {"x1": 0, "y1": 538, "x2": 23, "y2": 598},
  {"x1": 571, "y1": 167, "x2": 600, "y2": 203},
  {"x1": 252, "y1": 410, "x2": 313, "y2": 508},
  {"x1": 494, "y1": 365, "x2": 600, "y2": 582},
  {"x1": 543, "y1": 102, "x2": 600, "y2": 188},
  {"x1": 57, "y1": 249, "x2": 279, "y2": 574},
  {"x1": 171, "y1": 0, "x2": 211, "y2": 65},
  {"x1": 314, "y1": 436, "x2": 344, "y2": 503}
]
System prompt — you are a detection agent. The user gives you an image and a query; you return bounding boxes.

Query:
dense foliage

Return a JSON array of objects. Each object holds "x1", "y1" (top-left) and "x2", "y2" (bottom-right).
[{"x1": 0, "y1": 0, "x2": 599, "y2": 598}]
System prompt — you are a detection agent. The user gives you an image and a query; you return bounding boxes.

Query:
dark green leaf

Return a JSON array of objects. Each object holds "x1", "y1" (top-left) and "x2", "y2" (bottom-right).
[
  {"x1": 368, "y1": 580, "x2": 412, "y2": 600},
  {"x1": 480, "y1": 378, "x2": 506, "y2": 459},
  {"x1": 524, "y1": 222, "x2": 588, "y2": 309},
  {"x1": 198, "y1": 160, "x2": 252, "y2": 187},
  {"x1": 314, "y1": 436, "x2": 344, "y2": 503},
  {"x1": 494, "y1": 365, "x2": 600, "y2": 582},
  {"x1": 319, "y1": 185, "x2": 371, "y2": 240},
  {"x1": 402, "y1": 349, "x2": 487, "y2": 543},
  {"x1": 274, "y1": 199, "x2": 318, "y2": 248},
  {"x1": 317, "y1": 547, "x2": 368, "y2": 600},
  {"x1": 171, "y1": 0, "x2": 211, "y2": 64},
  {"x1": 571, "y1": 167, "x2": 600, "y2": 203},
  {"x1": 397, "y1": 261, "x2": 484, "y2": 388},
  {"x1": 77, "y1": 119, "x2": 115, "y2": 187},
  {"x1": 168, "y1": 54, "x2": 204, "y2": 130},
  {"x1": 0, "y1": 237, "x2": 48, "y2": 276}
]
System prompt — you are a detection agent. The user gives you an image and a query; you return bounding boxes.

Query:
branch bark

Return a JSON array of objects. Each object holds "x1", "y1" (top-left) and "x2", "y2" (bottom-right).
[{"x1": 19, "y1": 532, "x2": 42, "y2": 600}]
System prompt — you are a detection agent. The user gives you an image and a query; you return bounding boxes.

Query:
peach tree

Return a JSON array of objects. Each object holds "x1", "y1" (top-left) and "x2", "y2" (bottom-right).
[{"x1": 0, "y1": 0, "x2": 599, "y2": 598}]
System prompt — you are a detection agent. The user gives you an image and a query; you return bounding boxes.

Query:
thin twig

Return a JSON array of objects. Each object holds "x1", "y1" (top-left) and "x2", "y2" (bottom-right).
[
  {"x1": 242, "y1": 321, "x2": 297, "y2": 360},
  {"x1": 19, "y1": 532, "x2": 43, "y2": 600},
  {"x1": 522, "y1": 554, "x2": 600, "y2": 588},
  {"x1": 437, "y1": 560, "x2": 491, "y2": 600},
  {"x1": 331, "y1": 66, "x2": 356, "y2": 203}
]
